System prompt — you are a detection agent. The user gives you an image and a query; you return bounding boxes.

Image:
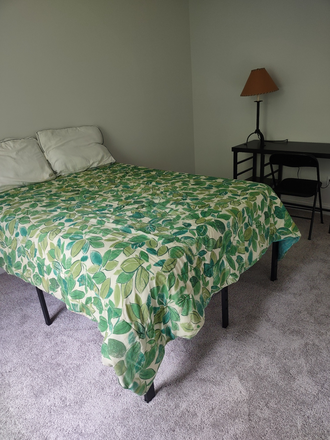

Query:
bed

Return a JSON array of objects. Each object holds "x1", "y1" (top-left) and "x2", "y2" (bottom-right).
[{"x1": 0, "y1": 126, "x2": 301, "y2": 402}]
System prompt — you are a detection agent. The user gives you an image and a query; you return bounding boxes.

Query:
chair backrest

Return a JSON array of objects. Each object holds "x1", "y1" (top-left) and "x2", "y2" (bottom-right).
[{"x1": 269, "y1": 153, "x2": 321, "y2": 184}]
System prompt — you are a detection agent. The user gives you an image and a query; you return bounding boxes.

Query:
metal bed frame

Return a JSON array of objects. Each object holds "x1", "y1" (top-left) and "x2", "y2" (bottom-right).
[{"x1": 35, "y1": 242, "x2": 279, "y2": 403}]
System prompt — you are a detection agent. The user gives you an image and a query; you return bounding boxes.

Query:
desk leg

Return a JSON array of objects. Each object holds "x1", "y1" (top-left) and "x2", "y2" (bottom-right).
[
  {"x1": 253, "y1": 153, "x2": 257, "y2": 181},
  {"x1": 260, "y1": 151, "x2": 265, "y2": 182},
  {"x1": 233, "y1": 152, "x2": 238, "y2": 179}
]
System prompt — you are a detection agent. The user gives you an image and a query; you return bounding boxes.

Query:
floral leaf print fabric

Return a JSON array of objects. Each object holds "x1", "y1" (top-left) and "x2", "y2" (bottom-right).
[{"x1": 0, "y1": 163, "x2": 300, "y2": 395}]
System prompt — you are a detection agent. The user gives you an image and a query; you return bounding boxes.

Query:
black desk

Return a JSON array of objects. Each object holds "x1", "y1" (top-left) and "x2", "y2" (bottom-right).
[{"x1": 232, "y1": 140, "x2": 330, "y2": 183}]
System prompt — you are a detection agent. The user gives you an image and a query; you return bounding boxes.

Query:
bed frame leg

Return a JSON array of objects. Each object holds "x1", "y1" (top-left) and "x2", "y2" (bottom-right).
[
  {"x1": 271, "y1": 241, "x2": 279, "y2": 281},
  {"x1": 36, "y1": 287, "x2": 52, "y2": 326},
  {"x1": 144, "y1": 382, "x2": 156, "y2": 403},
  {"x1": 221, "y1": 287, "x2": 229, "y2": 328}
]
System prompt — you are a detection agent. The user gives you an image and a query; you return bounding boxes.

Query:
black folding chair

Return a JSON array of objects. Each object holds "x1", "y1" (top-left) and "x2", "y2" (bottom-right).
[{"x1": 269, "y1": 153, "x2": 323, "y2": 240}]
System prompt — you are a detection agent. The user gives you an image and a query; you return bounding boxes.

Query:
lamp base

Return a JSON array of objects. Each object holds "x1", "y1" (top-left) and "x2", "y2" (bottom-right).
[{"x1": 246, "y1": 129, "x2": 265, "y2": 149}]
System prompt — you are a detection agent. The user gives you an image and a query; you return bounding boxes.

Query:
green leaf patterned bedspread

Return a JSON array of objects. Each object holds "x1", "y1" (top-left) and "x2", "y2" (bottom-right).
[{"x1": 0, "y1": 163, "x2": 300, "y2": 395}]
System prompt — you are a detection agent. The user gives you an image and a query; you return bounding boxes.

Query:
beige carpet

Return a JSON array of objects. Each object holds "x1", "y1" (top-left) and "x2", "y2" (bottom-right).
[{"x1": 1, "y1": 212, "x2": 330, "y2": 440}]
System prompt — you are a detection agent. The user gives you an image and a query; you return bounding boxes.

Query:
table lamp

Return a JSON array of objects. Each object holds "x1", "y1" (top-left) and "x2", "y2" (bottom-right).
[{"x1": 241, "y1": 68, "x2": 279, "y2": 149}]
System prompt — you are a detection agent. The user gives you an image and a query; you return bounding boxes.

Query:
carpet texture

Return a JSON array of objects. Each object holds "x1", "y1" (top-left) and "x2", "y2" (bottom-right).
[{"x1": 1, "y1": 212, "x2": 330, "y2": 440}]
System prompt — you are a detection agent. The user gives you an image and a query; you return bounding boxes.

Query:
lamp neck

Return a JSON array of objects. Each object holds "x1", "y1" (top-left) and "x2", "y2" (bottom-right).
[
  {"x1": 255, "y1": 99, "x2": 261, "y2": 131},
  {"x1": 255, "y1": 100, "x2": 265, "y2": 148}
]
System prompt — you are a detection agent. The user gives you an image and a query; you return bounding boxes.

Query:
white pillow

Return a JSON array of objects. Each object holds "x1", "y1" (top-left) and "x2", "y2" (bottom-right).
[
  {"x1": 36, "y1": 125, "x2": 115, "y2": 175},
  {"x1": 0, "y1": 137, "x2": 56, "y2": 193}
]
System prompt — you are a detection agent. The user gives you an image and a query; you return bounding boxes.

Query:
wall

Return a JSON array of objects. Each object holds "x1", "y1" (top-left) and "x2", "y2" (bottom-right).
[
  {"x1": 189, "y1": 0, "x2": 330, "y2": 207},
  {"x1": 0, "y1": 0, "x2": 194, "y2": 174},
  {"x1": 1, "y1": 0, "x2": 330, "y2": 200}
]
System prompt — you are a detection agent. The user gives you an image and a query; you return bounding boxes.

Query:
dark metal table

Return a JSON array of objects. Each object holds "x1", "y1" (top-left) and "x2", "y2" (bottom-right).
[{"x1": 232, "y1": 140, "x2": 330, "y2": 183}]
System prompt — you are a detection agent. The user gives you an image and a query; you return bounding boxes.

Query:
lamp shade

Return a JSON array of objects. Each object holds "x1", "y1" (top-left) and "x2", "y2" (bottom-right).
[{"x1": 241, "y1": 68, "x2": 279, "y2": 97}]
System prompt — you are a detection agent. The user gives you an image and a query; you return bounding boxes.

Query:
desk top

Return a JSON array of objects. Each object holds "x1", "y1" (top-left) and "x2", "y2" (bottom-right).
[{"x1": 232, "y1": 140, "x2": 330, "y2": 159}]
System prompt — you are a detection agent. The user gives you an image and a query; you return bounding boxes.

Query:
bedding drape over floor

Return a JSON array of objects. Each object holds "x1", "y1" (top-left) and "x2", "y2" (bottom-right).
[{"x1": 0, "y1": 163, "x2": 300, "y2": 395}]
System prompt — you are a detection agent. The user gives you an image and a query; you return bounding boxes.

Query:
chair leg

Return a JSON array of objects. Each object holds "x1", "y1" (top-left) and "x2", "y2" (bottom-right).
[
  {"x1": 318, "y1": 187, "x2": 324, "y2": 224},
  {"x1": 308, "y1": 193, "x2": 318, "y2": 240}
]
